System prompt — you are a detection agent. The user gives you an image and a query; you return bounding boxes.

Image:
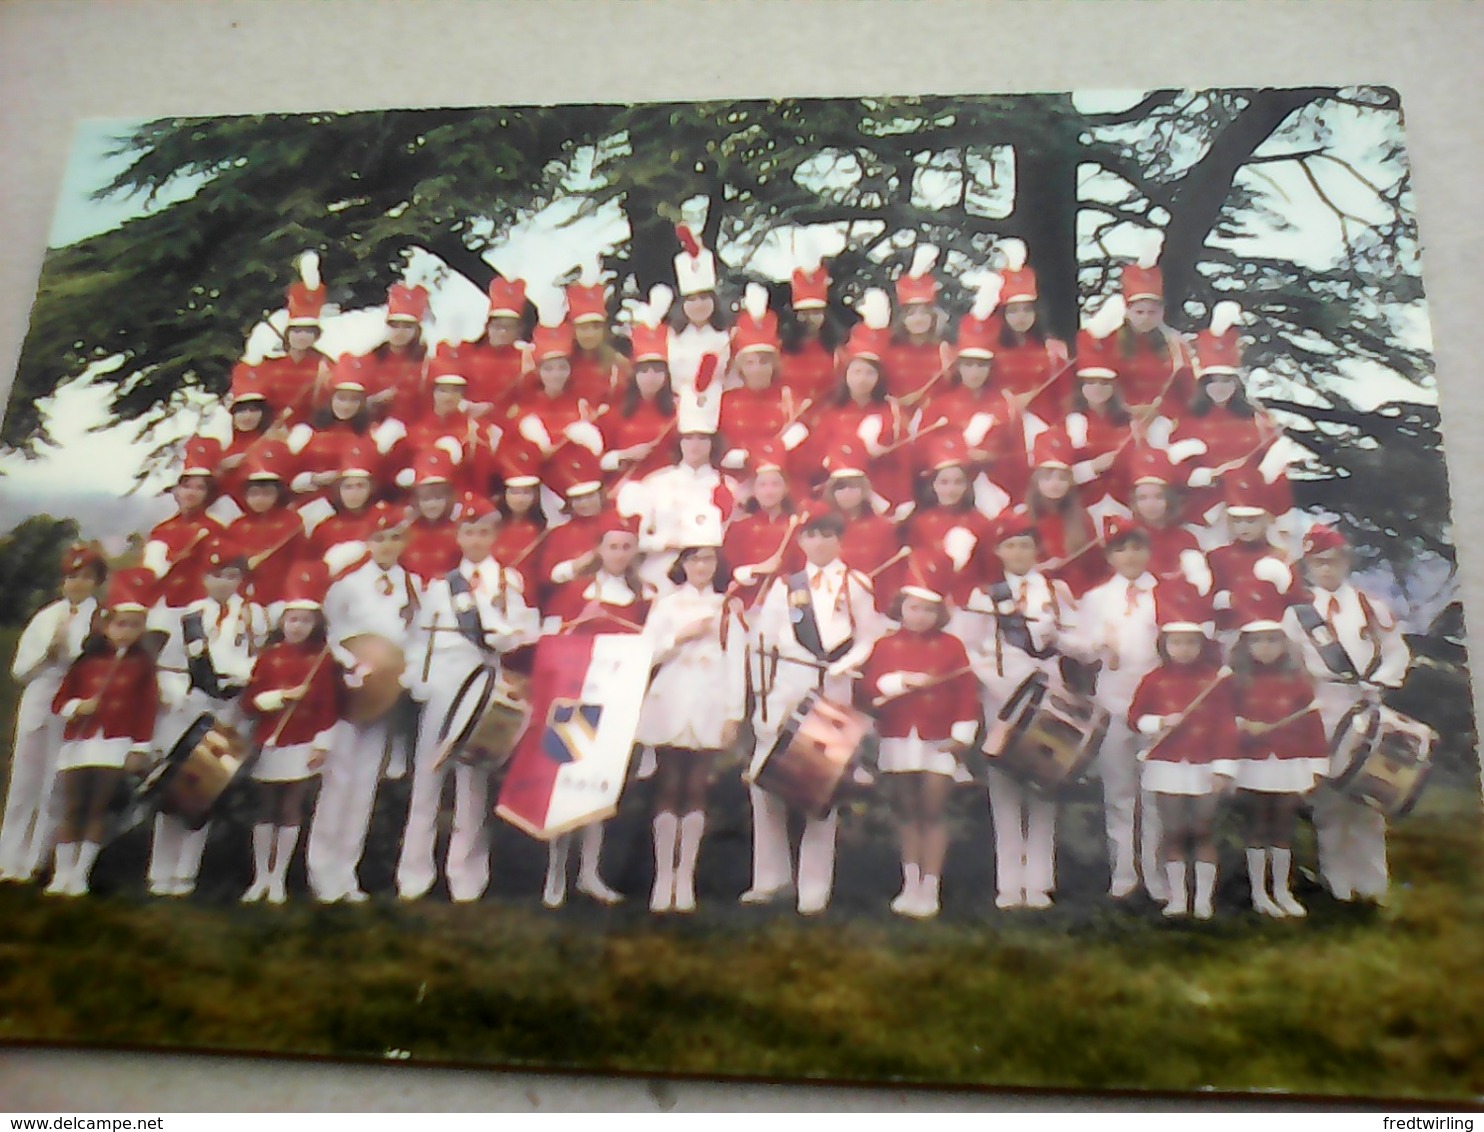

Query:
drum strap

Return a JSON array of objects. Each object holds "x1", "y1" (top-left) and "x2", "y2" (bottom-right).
[
  {"x1": 437, "y1": 664, "x2": 498, "y2": 748},
  {"x1": 446, "y1": 569, "x2": 493, "y2": 654},
  {"x1": 181, "y1": 610, "x2": 223, "y2": 699},
  {"x1": 401, "y1": 571, "x2": 420, "y2": 631},
  {"x1": 785, "y1": 570, "x2": 852, "y2": 664},
  {"x1": 1293, "y1": 602, "x2": 1361, "y2": 681},
  {"x1": 988, "y1": 581, "x2": 1056, "y2": 662}
]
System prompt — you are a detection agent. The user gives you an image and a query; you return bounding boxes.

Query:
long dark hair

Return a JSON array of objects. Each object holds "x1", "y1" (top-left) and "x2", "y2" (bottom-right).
[
  {"x1": 1069, "y1": 383, "x2": 1132, "y2": 424},
  {"x1": 76, "y1": 627, "x2": 153, "y2": 663},
  {"x1": 621, "y1": 369, "x2": 677, "y2": 418},
  {"x1": 1118, "y1": 324, "x2": 1171, "y2": 360},
  {"x1": 374, "y1": 337, "x2": 426, "y2": 362},
  {"x1": 667, "y1": 290, "x2": 730, "y2": 333},
  {"x1": 1026, "y1": 476, "x2": 1093, "y2": 557},
  {"x1": 265, "y1": 611, "x2": 328, "y2": 649},
  {"x1": 998, "y1": 318, "x2": 1048, "y2": 350},
  {"x1": 1188, "y1": 375, "x2": 1257, "y2": 418},
  {"x1": 1230, "y1": 632, "x2": 1302, "y2": 685},
  {"x1": 498, "y1": 489, "x2": 548, "y2": 530},
  {"x1": 230, "y1": 400, "x2": 272, "y2": 436},
  {"x1": 912, "y1": 465, "x2": 976, "y2": 514},
  {"x1": 781, "y1": 309, "x2": 849, "y2": 353},
  {"x1": 667, "y1": 546, "x2": 730, "y2": 592},
  {"x1": 1155, "y1": 631, "x2": 1223, "y2": 668},
  {"x1": 310, "y1": 402, "x2": 372, "y2": 434},
  {"x1": 829, "y1": 358, "x2": 890, "y2": 406}
]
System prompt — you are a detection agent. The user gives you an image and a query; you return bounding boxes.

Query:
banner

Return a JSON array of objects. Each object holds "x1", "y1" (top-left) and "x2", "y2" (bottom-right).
[{"x1": 495, "y1": 633, "x2": 653, "y2": 840}]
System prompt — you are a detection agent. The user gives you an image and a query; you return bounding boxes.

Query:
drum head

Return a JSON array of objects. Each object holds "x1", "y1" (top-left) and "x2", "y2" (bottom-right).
[
  {"x1": 137, "y1": 713, "x2": 216, "y2": 801},
  {"x1": 1328, "y1": 702, "x2": 1377, "y2": 787}
]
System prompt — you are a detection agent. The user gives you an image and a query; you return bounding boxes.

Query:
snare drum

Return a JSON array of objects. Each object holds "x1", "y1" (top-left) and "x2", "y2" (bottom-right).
[
  {"x1": 1329, "y1": 701, "x2": 1433, "y2": 817},
  {"x1": 137, "y1": 713, "x2": 253, "y2": 829},
  {"x1": 987, "y1": 674, "x2": 1108, "y2": 794},
  {"x1": 436, "y1": 667, "x2": 533, "y2": 770},
  {"x1": 750, "y1": 692, "x2": 876, "y2": 819}
]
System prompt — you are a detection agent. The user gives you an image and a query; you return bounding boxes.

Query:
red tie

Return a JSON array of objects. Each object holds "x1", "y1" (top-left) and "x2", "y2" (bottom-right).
[
  {"x1": 378, "y1": 575, "x2": 394, "y2": 597},
  {"x1": 471, "y1": 567, "x2": 483, "y2": 591},
  {"x1": 216, "y1": 603, "x2": 230, "y2": 629},
  {"x1": 811, "y1": 570, "x2": 826, "y2": 591},
  {"x1": 1324, "y1": 595, "x2": 1339, "y2": 635},
  {"x1": 1125, "y1": 581, "x2": 1140, "y2": 616}
]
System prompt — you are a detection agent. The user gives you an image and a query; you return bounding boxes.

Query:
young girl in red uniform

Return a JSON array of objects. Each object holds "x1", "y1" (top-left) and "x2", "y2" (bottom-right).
[
  {"x1": 311, "y1": 446, "x2": 383, "y2": 580},
  {"x1": 861, "y1": 564, "x2": 979, "y2": 919},
  {"x1": 779, "y1": 253, "x2": 843, "y2": 409},
  {"x1": 242, "y1": 562, "x2": 340, "y2": 904},
  {"x1": 353, "y1": 283, "x2": 432, "y2": 424},
  {"x1": 1228, "y1": 564, "x2": 1327, "y2": 917},
  {"x1": 602, "y1": 311, "x2": 678, "y2": 486},
  {"x1": 258, "y1": 252, "x2": 331, "y2": 422},
  {"x1": 722, "y1": 446, "x2": 804, "y2": 611},
  {"x1": 517, "y1": 317, "x2": 608, "y2": 496},
  {"x1": 566, "y1": 270, "x2": 628, "y2": 407},
  {"x1": 228, "y1": 440, "x2": 309, "y2": 619},
  {"x1": 399, "y1": 450, "x2": 463, "y2": 591},
  {"x1": 435, "y1": 276, "x2": 533, "y2": 417},
  {"x1": 1115, "y1": 242, "x2": 1196, "y2": 417},
  {"x1": 903, "y1": 435, "x2": 995, "y2": 605},
  {"x1": 720, "y1": 285, "x2": 809, "y2": 471},
  {"x1": 988, "y1": 239, "x2": 1072, "y2": 415},
  {"x1": 820, "y1": 457, "x2": 903, "y2": 607},
  {"x1": 287, "y1": 373, "x2": 376, "y2": 506},
  {"x1": 46, "y1": 569, "x2": 159, "y2": 897},
  {"x1": 1127, "y1": 448, "x2": 1202, "y2": 579},
  {"x1": 1129, "y1": 572, "x2": 1238, "y2": 919},
  {"x1": 888, "y1": 245, "x2": 950, "y2": 404},
  {"x1": 493, "y1": 474, "x2": 548, "y2": 592},
  {"x1": 1026, "y1": 428, "x2": 1108, "y2": 599},
  {"x1": 215, "y1": 364, "x2": 276, "y2": 514}
]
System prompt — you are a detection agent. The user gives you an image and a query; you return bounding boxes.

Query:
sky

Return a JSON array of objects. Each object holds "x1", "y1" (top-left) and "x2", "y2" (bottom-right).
[{"x1": 0, "y1": 92, "x2": 1440, "y2": 524}]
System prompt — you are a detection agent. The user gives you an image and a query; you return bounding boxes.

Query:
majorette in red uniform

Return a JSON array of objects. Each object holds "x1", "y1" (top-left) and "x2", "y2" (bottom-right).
[
  {"x1": 310, "y1": 443, "x2": 385, "y2": 581},
  {"x1": 819, "y1": 443, "x2": 904, "y2": 609},
  {"x1": 286, "y1": 368, "x2": 388, "y2": 510},
  {"x1": 887, "y1": 244, "x2": 951, "y2": 404},
  {"x1": 1167, "y1": 301, "x2": 1296, "y2": 526},
  {"x1": 256, "y1": 251, "x2": 333, "y2": 424},
  {"x1": 228, "y1": 439, "x2": 309, "y2": 615},
  {"x1": 384, "y1": 360, "x2": 478, "y2": 494},
  {"x1": 1206, "y1": 465, "x2": 1293, "y2": 633},
  {"x1": 399, "y1": 449, "x2": 463, "y2": 591},
  {"x1": 45, "y1": 568, "x2": 159, "y2": 897},
  {"x1": 143, "y1": 435, "x2": 228, "y2": 614},
  {"x1": 242, "y1": 560, "x2": 340, "y2": 905},
  {"x1": 902, "y1": 432, "x2": 995, "y2": 606},
  {"x1": 602, "y1": 290, "x2": 679, "y2": 487},
  {"x1": 492, "y1": 470, "x2": 548, "y2": 594},
  {"x1": 1128, "y1": 570, "x2": 1237, "y2": 920},
  {"x1": 719, "y1": 283, "x2": 810, "y2": 476},
  {"x1": 1127, "y1": 447, "x2": 1203, "y2": 580},
  {"x1": 539, "y1": 510, "x2": 653, "y2": 908},
  {"x1": 985, "y1": 238, "x2": 1072, "y2": 414},
  {"x1": 723, "y1": 441, "x2": 805, "y2": 610},
  {"x1": 515, "y1": 314, "x2": 608, "y2": 497},
  {"x1": 434, "y1": 275, "x2": 531, "y2": 416},
  {"x1": 860, "y1": 555, "x2": 979, "y2": 919},
  {"x1": 779, "y1": 242, "x2": 837, "y2": 409},
  {"x1": 1110, "y1": 233, "x2": 1196, "y2": 416},
  {"x1": 1227, "y1": 562, "x2": 1327, "y2": 918},
  {"x1": 566, "y1": 262, "x2": 629, "y2": 407},
  {"x1": 1025, "y1": 427, "x2": 1109, "y2": 599},
  {"x1": 334, "y1": 283, "x2": 433, "y2": 424},
  {"x1": 216, "y1": 364, "x2": 276, "y2": 514},
  {"x1": 810, "y1": 290, "x2": 911, "y2": 510},
  {"x1": 536, "y1": 450, "x2": 612, "y2": 601}
]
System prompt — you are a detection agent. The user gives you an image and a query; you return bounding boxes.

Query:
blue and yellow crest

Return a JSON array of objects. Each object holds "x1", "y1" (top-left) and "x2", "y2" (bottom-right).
[{"x1": 541, "y1": 699, "x2": 605, "y2": 765}]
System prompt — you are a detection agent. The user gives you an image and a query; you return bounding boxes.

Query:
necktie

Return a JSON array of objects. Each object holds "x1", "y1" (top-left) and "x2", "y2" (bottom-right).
[
  {"x1": 1324, "y1": 594, "x2": 1339, "y2": 635},
  {"x1": 471, "y1": 567, "x2": 483, "y2": 593},
  {"x1": 378, "y1": 574, "x2": 394, "y2": 597},
  {"x1": 1125, "y1": 581, "x2": 1140, "y2": 616},
  {"x1": 216, "y1": 603, "x2": 230, "y2": 629},
  {"x1": 811, "y1": 570, "x2": 827, "y2": 592}
]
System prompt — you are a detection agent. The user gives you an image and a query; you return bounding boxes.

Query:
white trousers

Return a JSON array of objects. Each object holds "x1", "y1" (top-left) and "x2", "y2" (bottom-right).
[
  {"x1": 746, "y1": 783, "x2": 838, "y2": 907},
  {"x1": 308, "y1": 719, "x2": 389, "y2": 900},
  {"x1": 397, "y1": 675, "x2": 492, "y2": 901},
  {"x1": 1312, "y1": 786, "x2": 1388, "y2": 898},
  {"x1": 985, "y1": 765, "x2": 1056, "y2": 900},
  {"x1": 147, "y1": 692, "x2": 229, "y2": 891},
  {"x1": 1095, "y1": 718, "x2": 1163, "y2": 894},
  {"x1": 0, "y1": 719, "x2": 64, "y2": 880}
]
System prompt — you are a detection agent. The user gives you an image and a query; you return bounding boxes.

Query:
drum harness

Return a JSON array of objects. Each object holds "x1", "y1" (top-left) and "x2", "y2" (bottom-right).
[
  {"x1": 434, "y1": 567, "x2": 508, "y2": 753},
  {"x1": 1293, "y1": 590, "x2": 1385, "y2": 685}
]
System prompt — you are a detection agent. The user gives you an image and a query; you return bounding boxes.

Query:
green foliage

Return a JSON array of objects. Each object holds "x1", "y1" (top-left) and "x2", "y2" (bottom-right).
[{"x1": 0, "y1": 515, "x2": 78, "y2": 628}]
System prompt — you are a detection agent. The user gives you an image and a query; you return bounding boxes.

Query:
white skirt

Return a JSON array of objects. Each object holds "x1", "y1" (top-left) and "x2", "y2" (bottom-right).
[
  {"x1": 1142, "y1": 759, "x2": 1222, "y2": 797},
  {"x1": 878, "y1": 729, "x2": 972, "y2": 781},
  {"x1": 253, "y1": 741, "x2": 318, "y2": 783},
  {"x1": 1236, "y1": 754, "x2": 1328, "y2": 794},
  {"x1": 56, "y1": 736, "x2": 133, "y2": 772}
]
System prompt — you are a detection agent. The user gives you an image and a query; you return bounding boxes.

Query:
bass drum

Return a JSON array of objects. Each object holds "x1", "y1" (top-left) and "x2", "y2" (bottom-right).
[
  {"x1": 1329, "y1": 701, "x2": 1433, "y2": 818},
  {"x1": 749, "y1": 691, "x2": 876, "y2": 819},
  {"x1": 987, "y1": 673, "x2": 1108, "y2": 794},
  {"x1": 137, "y1": 713, "x2": 254, "y2": 830},
  {"x1": 341, "y1": 633, "x2": 408, "y2": 725}
]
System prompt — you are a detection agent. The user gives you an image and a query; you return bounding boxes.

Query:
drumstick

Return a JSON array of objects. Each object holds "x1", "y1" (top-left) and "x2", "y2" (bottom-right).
[
  {"x1": 876, "y1": 419, "x2": 950, "y2": 459},
  {"x1": 1238, "y1": 700, "x2": 1321, "y2": 737},
  {"x1": 558, "y1": 606, "x2": 646, "y2": 635},
  {"x1": 166, "y1": 525, "x2": 214, "y2": 572},
  {"x1": 741, "y1": 512, "x2": 806, "y2": 598},
  {"x1": 870, "y1": 663, "x2": 976, "y2": 708},
  {"x1": 421, "y1": 613, "x2": 439, "y2": 683},
  {"x1": 611, "y1": 419, "x2": 679, "y2": 491},
  {"x1": 865, "y1": 545, "x2": 912, "y2": 580},
  {"x1": 1144, "y1": 666, "x2": 1233, "y2": 759},
  {"x1": 898, "y1": 357, "x2": 957, "y2": 409},
  {"x1": 263, "y1": 644, "x2": 334, "y2": 747},
  {"x1": 246, "y1": 529, "x2": 302, "y2": 572},
  {"x1": 78, "y1": 648, "x2": 130, "y2": 740},
  {"x1": 1019, "y1": 355, "x2": 1078, "y2": 410}
]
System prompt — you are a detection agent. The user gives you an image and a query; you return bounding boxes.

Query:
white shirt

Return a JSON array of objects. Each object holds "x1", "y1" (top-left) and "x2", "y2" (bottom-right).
[
  {"x1": 949, "y1": 570, "x2": 1074, "y2": 698},
  {"x1": 636, "y1": 585, "x2": 747, "y2": 749},
  {"x1": 11, "y1": 597, "x2": 96, "y2": 734},
  {"x1": 408, "y1": 556, "x2": 538, "y2": 694},
  {"x1": 185, "y1": 593, "x2": 269, "y2": 688},
  {"x1": 1283, "y1": 582, "x2": 1408, "y2": 690},
  {"x1": 1065, "y1": 571, "x2": 1158, "y2": 711},
  {"x1": 325, "y1": 561, "x2": 417, "y2": 650}
]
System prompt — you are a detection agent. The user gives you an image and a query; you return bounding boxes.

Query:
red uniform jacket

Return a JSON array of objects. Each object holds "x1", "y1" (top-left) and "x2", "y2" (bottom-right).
[
  {"x1": 719, "y1": 385, "x2": 791, "y2": 462},
  {"x1": 217, "y1": 428, "x2": 268, "y2": 508},
  {"x1": 436, "y1": 339, "x2": 527, "y2": 411},
  {"x1": 886, "y1": 339, "x2": 946, "y2": 401},
  {"x1": 839, "y1": 511, "x2": 901, "y2": 609},
  {"x1": 1128, "y1": 662, "x2": 1237, "y2": 765},
  {"x1": 1113, "y1": 330, "x2": 1194, "y2": 414},
  {"x1": 544, "y1": 579, "x2": 651, "y2": 635},
  {"x1": 1208, "y1": 538, "x2": 1283, "y2": 630},
  {"x1": 903, "y1": 506, "x2": 995, "y2": 605},
  {"x1": 310, "y1": 507, "x2": 379, "y2": 577},
  {"x1": 917, "y1": 383, "x2": 1029, "y2": 499},
  {"x1": 810, "y1": 399, "x2": 910, "y2": 505},
  {"x1": 1233, "y1": 664, "x2": 1326, "y2": 761},
  {"x1": 568, "y1": 349, "x2": 624, "y2": 407},
  {"x1": 723, "y1": 509, "x2": 805, "y2": 607},
  {"x1": 600, "y1": 398, "x2": 677, "y2": 485},
  {"x1": 53, "y1": 649, "x2": 158, "y2": 743},
  {"x1": 861, "y1": 629, "x2": 978, "y2": 741},
  {"x1": 1065, "y1": 408, "x2": 1139, "y2": 505},
  {"x1": 780, "y1": 339, "x2": 836, "y2": 409},
  {"x1": 401, "y1": 516, "x2": 461, "y2": 589},
  {"x1": 992, "y1": 332, "x2": 1071, "y2": 408},
  {"x1": 149, "y1": 510, "x2": 227, "y2": 608},
  {"x1": 291, "y1": 421, "x2": 377, "y2": 502},
  {"x1": 246, "y1": 641, "x2": 341, "y2": 747},
  {"x1": 1169, "y1": 405, "x2": 1293, "y2": 523},
  {"x1": 1141, "y1": 522, "x2": 1203, "y2": 581},
  {"x1": 494, "y1": 515, "x2": 546, "y2": 592},
  {"x1": 229, "y1": 507, "x2": 308, "y2": 607},
  {"x1": 258, "y1": 350, "x2": 332, "y2": 422},
  {"x1": 1033, "y1": 507, "x2": 1110, "y2": 599}
]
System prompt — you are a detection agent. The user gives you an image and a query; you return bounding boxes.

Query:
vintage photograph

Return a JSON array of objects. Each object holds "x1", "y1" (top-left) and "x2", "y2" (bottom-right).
[{"x1": 0, "y1": 88, "x2": 1477, "y2": 1101}]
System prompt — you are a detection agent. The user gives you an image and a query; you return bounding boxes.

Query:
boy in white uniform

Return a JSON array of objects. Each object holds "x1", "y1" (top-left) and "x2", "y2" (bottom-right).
[
  {"x1": 310, "y1": 503, "x2": 416, "y2": 903},
  {"x1": 0, "y1": 545, "x2": 102, "y2": 883}
]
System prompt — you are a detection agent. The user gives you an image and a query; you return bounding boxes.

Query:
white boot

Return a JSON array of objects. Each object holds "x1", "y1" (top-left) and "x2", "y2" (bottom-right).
[
  {"x1": 267, "y1": 826, "x2": 299, "y2": 905},
  {"x1": 172, "y1": 825, "x2": 210, "y2": 896},
  {"x1": 44, "y1": 843, "x2": 78, "y2": 897},
  {"x1": 71, "y1": 841, "x2": 101, "y2": 895},
  {"x1": 1270, "y1": 847, "x2": 1307, "y2": 917},
  {"x1": 910, "y1": 874, "x2": 941, "y2": 919},
  {"x1": 1162, "y1": 861, "x2": 1188, "y2": 918},
  {"x1": 650, "y1": 813, "x2": 677, "y2": 913},
  {"x1": 242, "y1": 824, "x2": 273, "y2": 903},
  {"x1": 576, "y1": 823, "x2": 622, "y2": 904},
  {"x1": 1193, "y1": 861, "x2": 1217, "y2": 920},
  {"x1": 1247, "y1": 847, "x2": 1284, "y2": 917},
  {"x1": 891, "y1": 863, "x2": 921, "y2": 915},
  {"x1": 673, "y1": 811, "x2": 704, "y2": 913},
  {"x1": 543, "y1": 835, "x2": 570, "y2": 909}
]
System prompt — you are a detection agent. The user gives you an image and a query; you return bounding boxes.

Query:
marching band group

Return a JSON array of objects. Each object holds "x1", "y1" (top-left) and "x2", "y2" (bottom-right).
[{"x1": 0, "y1": 223, "x2": 1413, "y2": 922}]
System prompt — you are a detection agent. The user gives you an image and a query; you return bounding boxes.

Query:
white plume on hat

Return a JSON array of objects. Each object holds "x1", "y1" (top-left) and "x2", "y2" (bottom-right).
[
  {"x1": 434, "y1": 437, "x2": 464, "y2": 465},
  {"x1": 793, "y1": 227, "x2": 825, "y2": 272},
  {"x1": 970, "y1": 272, "x2": 1004, "y2": 321},
  {"x1": 1210, "y1": 300, "x2": 1243, "y2": 337},
  {"x1": 944, "y1": 526, "x2": 977, "y2": 571},
  {"x1": 298, "y1": 250, "x2": 321, "y2": 290},
  {"x1": 1179, "y1": 548, "x2": 1213, "y2": 596},
  {"x1": 1253, "y1": 556, "x2": 1293, "y2": 593},
  {"x1": 1165, "y1": 438, "x2": 1209, "y2": 465},
  {"x1": 518, "y1": 415, "x2": 552, "y2": 451},
  {"x1": 743, "y1": 281, "x2": 770, "y2": 322},
  {"x1": 857, "y1": 416, "x2": 884, "y2": 446},
  {"x1": 631, "y1": 283, "x2": 674, "y2": 329},
  {"x1": 998, "y1": 238, "x2": 1028, "y2": 272},
  {"x1": 1134, "y1": 228, "x2": 1165, "y2": 270},
  {"x1": 533, "y1": 293, "x2": 565, "y2": 329},
  {"x1": 578, "y1": 255, "x2": 604, "y2": 288},
  {"x1": 908, "y1": 243, "x2": 939, "y2": 280},
  {"x1": 1258, "y1": 435, "x2": 1304, "y2": 484},
  {"x1": 857, "y1": 288, "x2": 891, "y2": 331},
  {"x1": 1084, "y1": 294, "x2": 1127, "y2": 339}
]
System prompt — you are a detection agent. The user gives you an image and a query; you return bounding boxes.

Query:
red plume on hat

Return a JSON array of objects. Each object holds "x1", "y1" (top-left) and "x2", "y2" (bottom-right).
[{"x1": 103, "y1": 566, "x2": 157, "y2": 613}]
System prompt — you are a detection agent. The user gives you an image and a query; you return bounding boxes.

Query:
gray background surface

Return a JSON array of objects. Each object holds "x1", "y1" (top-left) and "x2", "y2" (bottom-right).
[{"x1": 1, "y1": 0, "x2": 1480, "y2": 1112}]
